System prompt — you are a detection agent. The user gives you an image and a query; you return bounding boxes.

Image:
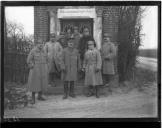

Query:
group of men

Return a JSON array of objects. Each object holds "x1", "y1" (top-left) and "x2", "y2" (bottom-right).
[
  {"x1": 44, "y1": 27, "x2": 96, "y2": 87},
  {"x1": 27, "y1": 26, "x2": 116, "y2": 104}
]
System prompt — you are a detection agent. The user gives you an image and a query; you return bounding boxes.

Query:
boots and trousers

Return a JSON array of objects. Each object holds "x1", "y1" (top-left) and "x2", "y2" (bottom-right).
[
  {"x1": 87, "y1": 85, "x2": 100, "y2": 98},
  {"x1": 31, "y1": 91, "x2": 46, "y2": 104},
  {"x1": 63, "y1": 81, "x2": 76, "y2": 99}
]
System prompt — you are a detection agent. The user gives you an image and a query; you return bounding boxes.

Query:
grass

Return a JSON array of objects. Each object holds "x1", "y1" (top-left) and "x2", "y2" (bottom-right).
[
  {"x1": 129, "y1": 67, "x2": 157, "y2": 94},
  {"x1": 134, "y1": 67, "x2": 157, "y2": 82},
  {"x1": 111, "y1": 67, "x2": 158, "y2": 95}
]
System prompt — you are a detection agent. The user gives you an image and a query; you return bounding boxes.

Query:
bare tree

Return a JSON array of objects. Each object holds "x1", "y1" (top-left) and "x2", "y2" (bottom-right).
[
  {"x1": 5, "y1": 20, "x2": 34, "y2": 51},
  {"x1": 117, "y1": 6, "x2": 145, "y2": 82},
  {"x1": 6, "y1": 21, "x2": 24, "y2": 39}
]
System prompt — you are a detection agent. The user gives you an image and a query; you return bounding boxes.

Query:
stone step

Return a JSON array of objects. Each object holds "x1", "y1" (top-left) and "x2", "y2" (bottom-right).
[
  {"x1": 45, "y1": 79, "x2": 85, "y2": 95},
  {"x1": 45, "y1": 85, "x2": 110, "y2": 95},
  {"x1": 45, "y1": 75, "x2": 119, "y2": 95},
  {"x1": 45, "y1": 82, "x2": 119, "y2": 96}
]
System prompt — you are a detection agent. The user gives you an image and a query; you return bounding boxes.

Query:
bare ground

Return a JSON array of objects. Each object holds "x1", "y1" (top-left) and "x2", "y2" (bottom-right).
[{"x1": 4, "y1": 85, "x2": 157, "y2": 118}]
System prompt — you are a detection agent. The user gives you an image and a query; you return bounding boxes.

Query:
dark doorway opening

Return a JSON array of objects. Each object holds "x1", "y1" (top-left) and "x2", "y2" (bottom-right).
[{"x1": 60, "y1": 18, "x2": 93, "y2": 36}]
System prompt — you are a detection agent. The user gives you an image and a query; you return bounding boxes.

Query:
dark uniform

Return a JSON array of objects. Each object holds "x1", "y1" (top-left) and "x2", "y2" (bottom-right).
[{"x1": 78, "y1": 35, "x2": 94, "y2": 63}]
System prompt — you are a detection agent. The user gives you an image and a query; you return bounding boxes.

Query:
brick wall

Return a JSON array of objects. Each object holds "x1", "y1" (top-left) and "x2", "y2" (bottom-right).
[
  {"x1": 102, "y1": 6, "x2": 119, "y2": 43},
  {"x1": 34, "y1": 6, "x2": 119, "y2": 43},
  {"x1": 102, "y1": 6, "x2": 120, "y2": 74},
  {"x1": 34, "y1": 6, "x2": 50, "y2": 43},
  {"x1": 34, "y1": 6, "x2": 119, "y2": 74}
]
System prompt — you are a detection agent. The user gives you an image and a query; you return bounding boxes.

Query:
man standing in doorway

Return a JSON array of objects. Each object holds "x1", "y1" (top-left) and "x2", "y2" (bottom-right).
[
  {"x1": 58, "y1": 32, "x2": 68, "y2": 48},
  {"x1": 44, "y1": 33, "x2": 63, "y2": 87},
  {"x1": 64, "y1": 28, "x2": 72, "y2": 41},
  {"x1": 72, "y1": 26, "x2": 82, "y2": 49},
  {"x1": 78, "y1": 27, "x2": 93, "y2": 65}
]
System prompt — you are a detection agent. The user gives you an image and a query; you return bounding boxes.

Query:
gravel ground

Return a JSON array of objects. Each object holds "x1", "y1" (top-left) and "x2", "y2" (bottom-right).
[{"x1": 4, "y1": 87, "x2": 157, "y2": 118}]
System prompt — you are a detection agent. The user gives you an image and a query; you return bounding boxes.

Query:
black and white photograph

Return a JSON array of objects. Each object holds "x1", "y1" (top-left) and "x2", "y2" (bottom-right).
[{"x1": 2, "y1": 1, "x2": 160, "y2": 120}]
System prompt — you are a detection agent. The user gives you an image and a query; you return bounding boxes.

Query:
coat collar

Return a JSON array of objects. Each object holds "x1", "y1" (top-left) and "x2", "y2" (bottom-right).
[{"x1": 67, "y1": 47, "x2": 75, "y2": 53}]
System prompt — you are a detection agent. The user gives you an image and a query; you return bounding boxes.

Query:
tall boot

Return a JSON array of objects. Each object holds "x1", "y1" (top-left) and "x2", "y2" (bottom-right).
[
  {"x1": 31, "y1": 92, "x2": 35, "y2": 104},
  {"x1": 63, "y1": 82, "x2": 68, "y2": 99},
  {"x1": 86, "y1": 85, "x2": 94, "y2": 97},
  {"x1": 69, "y1": 81, "x2": 76, "y2": 98},
  {"x1": 48, "y1": 73, "x2": 52, "y2": 85},
  {"x1": 38, "y1": 91, "x2": 46, "y2": 101},
  {"x1": 95, "y1": 86, "x2": 100, "y2": 98}
]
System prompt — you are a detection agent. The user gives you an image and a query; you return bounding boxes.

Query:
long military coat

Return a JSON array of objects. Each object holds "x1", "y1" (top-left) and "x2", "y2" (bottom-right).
[
  {"x1": 60, "y1": 48, "x2": 81, "y2": 82},
  {"x1": 101, "y1": 42, "x2": 116, "y2": 75},
  {"x1": 83, "y1": 48, "x2": 103, "y2": 86},
  {"x1": 44, "y1": 41, "x2": 63, "y2": 74},
  {"x1": 27, "y1": 47, "x2": 48, "y2": 92}
]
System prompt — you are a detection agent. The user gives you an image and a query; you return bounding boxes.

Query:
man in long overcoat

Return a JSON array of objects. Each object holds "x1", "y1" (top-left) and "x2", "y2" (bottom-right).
[
  {"x1": 27, "y1": 39, "x2": 48, "y2": 104},
  {"x1": 44, "y1": 33, "x2": 63, "y2": 87},
  {"x1": 60, "y1": 38, "x2": 81, "y2": 99},
  {"x1": 101, "y1": 33, "x2": 116, "y2": 86},
  {"x1": 83, "y1": 39, "x2": 103, "y2": 98}
]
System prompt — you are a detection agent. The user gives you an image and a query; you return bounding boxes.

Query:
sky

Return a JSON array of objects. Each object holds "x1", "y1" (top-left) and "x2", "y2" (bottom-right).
[
  {"x1": 5, "y1": 7, "x2": 34, "y2": 35},
  {"x1": 140, "y1": 6, "x2": 158, "y2": 49},
  {"x1": 5, "y1": 6, "x2": 158, "y2": 49}
]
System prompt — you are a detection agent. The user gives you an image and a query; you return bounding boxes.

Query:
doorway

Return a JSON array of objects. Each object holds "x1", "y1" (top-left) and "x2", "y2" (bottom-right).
[{"x1": 60, "y1": 18, "x2": 93, "y2": 36}]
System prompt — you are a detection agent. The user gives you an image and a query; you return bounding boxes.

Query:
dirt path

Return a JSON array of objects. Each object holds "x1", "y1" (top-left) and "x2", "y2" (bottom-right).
[
  {"x1": 136, "y1": 56, "x2": 157, "y2": 71},
  {"x1": 4, "y1": 88, "x2": 157, "y2": 118}
]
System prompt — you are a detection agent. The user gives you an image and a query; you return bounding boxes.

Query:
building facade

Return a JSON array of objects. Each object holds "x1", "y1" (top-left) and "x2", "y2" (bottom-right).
[{"x1": 34, "y1": 6, "x2": 120, "y2": 49}]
